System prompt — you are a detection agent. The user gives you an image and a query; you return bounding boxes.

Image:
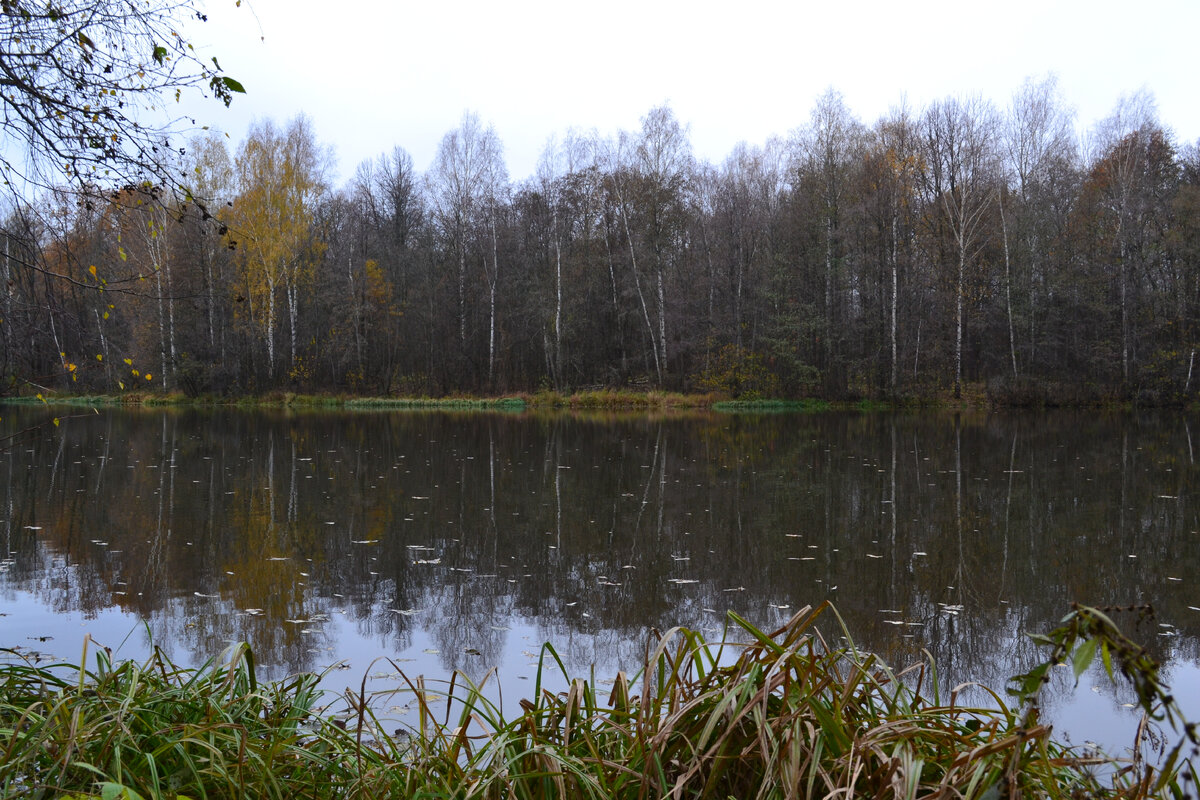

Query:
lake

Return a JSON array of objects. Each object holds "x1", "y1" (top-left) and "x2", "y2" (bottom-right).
[{"x1": 2, "y1": 405, "x2": 1198, "y2": 754}]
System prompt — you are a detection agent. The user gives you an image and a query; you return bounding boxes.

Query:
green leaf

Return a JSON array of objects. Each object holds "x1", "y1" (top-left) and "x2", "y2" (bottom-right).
[
  {"x1": 152, "y1": 45, "x2": 167, "y2": 65},
  {"x1": 100, "y1": 783, "x2": 146, "y2": 800},
  {"x1": 221, "y1": 76, "x2": 246, "y2": 94},
  {"x1": 1072, "y1": 637, "x2": 1098, "y2": 680},
  {"x1": 1100, "y1": 641, "x2": 1114, "y2": 681}
]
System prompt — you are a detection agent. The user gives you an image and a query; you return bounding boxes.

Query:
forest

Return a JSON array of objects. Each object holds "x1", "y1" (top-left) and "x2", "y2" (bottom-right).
[{"x1": 2, "y1": 78, "x2": 1199, "y2": 404}]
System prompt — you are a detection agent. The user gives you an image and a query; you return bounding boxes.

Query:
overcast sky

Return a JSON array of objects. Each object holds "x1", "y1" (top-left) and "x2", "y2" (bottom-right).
[{"x1": 184, "y1": 0, "x2": 1200, "y2": 187}]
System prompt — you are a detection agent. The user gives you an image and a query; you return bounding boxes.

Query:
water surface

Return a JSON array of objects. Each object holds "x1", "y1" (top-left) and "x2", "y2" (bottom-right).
[{"x1": 2, "y1": 406, "x2": 1197, "y2": 751}]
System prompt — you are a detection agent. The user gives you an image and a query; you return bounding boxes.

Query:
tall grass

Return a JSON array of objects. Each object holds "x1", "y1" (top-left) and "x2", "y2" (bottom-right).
[{"x1": 1, "y1": 603, "x2": 1192, "y2": 799}]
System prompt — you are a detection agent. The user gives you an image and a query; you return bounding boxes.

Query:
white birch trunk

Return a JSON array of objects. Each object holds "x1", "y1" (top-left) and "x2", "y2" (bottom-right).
[
  {"x1": 616, "y1": 188, "x2": 662, "y2": 383},
  {"x1": 999, "y1": 191, "x2": 1017, "y2": 378},
  {"x1": 553, "y1": 205, "x2": 562, "y2": 388},
  {"x1": 266, "y1": 273, "x2": 276, "y2": 374},
  {"x1": 890, "y1": 208, "x2": 898, "y2": 391},
  {"x1": 156, "y1": 266, "x2": 167, "y2": 391}
]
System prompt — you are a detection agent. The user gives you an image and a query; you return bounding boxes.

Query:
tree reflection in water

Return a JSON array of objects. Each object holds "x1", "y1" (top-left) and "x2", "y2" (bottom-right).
[{"x1": 1, "y1": 407, "x2": 1197, "y2": 740}]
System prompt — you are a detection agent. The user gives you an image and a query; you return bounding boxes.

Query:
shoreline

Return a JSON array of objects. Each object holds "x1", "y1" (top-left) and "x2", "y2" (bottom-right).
[{"x1": 0, "y1": 387, "x2": 1176, "y2": 413}]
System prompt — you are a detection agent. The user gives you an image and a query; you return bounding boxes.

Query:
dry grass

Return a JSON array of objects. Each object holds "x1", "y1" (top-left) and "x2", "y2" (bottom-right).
[{"x1": 1, "y1": 603, "x2": 1192, "y2": 799}]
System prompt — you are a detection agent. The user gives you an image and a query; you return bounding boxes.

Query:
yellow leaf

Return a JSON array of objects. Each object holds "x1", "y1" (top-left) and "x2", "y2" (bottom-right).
[
  {"x1": 123, "y1": 358, "x2": 132, "y2": 366},
  {"x1": 36, "y1": 393, "x2": 44, "y2": 402},
  {"x1": 131, "y1": 369, "x2": 139, "y2": 377},
  {"x1": 145, "y1": 373, "x2": 153, "y2": 381},
  {"x1": 88, "y1": 265, "x2": 97, "y2": 277},
  {"x1": 103, "y1": 312, "x2": 109, "y2": 320},
  {"x1": 118, "y1": 381, "x2": 125, "y2": 390},
  {"x1": 96, "y1": 354, "x2": 103, "y2": 361},
  {"x1": 53, "y1": 418, "x2": 59, "y2": 427}
]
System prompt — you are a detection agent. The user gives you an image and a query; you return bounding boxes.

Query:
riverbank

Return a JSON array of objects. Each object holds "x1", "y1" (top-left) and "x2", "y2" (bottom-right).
[
  {"x1": 1, "y1": 604, "x2": 1191, "y2": 799},
  {"x1": 4, "y1": 377, "x2": 1183, "y2": 412},
  {"x1": 2, "y1": 389, "x2": 840, "y2": 414}
]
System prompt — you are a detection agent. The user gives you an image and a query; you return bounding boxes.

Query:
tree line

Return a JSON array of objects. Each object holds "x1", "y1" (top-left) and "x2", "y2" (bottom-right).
[{"x1": 3, "y1": 78, "x2": 1199, "y2": 402}]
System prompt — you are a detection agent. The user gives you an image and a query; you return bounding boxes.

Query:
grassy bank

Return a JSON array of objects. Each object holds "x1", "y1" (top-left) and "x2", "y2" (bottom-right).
[
  {"x1": 4, "y1": 375, "x2": 1190, "y2": 412},
  {"x1": 0, "y1": 391, "x2": 878, "y2": 414},
  {"x1": 1, "y1": 603, "x2": 1192, "y2": 799}
]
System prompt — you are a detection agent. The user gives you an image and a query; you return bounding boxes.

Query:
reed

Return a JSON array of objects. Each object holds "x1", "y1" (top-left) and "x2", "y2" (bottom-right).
[{"x1": 0, "y1": 603, "x2": 1191, "y2": 799}]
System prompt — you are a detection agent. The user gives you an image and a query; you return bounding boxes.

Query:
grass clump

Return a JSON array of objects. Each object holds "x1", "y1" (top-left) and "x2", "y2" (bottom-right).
[
  {"x1": 344, "y1": 396, "x2": 527, "y2": 411},
  {"x1": 712, "y1": 398, "x2": 831, "y2": 413},
  {"x1": 1, "y1": 603, "x2": 1193, "y2": 799}
]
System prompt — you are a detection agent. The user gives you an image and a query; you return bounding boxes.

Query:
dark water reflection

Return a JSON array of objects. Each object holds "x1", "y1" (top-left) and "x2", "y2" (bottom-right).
[{"x1": 2, "y1": 407, "x2": 1198, "y2": 747}]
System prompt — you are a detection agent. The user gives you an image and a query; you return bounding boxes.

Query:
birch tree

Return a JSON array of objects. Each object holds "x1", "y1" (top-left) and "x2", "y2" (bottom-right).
[
  {"x1": 1085, "y1": 92, "x2": 1173, "y2": 389},
  {"x1": 800, "y1": 89, "x2": 864, "y2": 389},
  {"x1": 866, "y1": 103, "x2": 920, "y2": 393},
  {"x1": 232, "y1": 116, "x2": 329, "y2": 379},
  {"x1": 1002, "y1": 75, "x2": 1077, "y2": 378},
  {"x1": 185, "y1": 132, "x2": 236, "y2": 364},
  {"x1": 922, "y1": 96, "x2": 999, "y2": 398},
  {"x1": 428, "y1": 112, "x2": 507, "y2": 383}
]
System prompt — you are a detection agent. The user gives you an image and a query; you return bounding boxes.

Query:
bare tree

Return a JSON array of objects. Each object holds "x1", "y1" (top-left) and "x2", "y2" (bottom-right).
[
  {"x1": 1087, "y1": 91, "x2": 1169, "y2": 389},
  {"x1": 428, "y1": 111, "x2": 507, "y2": 385},
  {"x1": 536, "y1": 131, "x2": 593, "y2": 390},
  {"x1": 1002, "y1": 75, "x2": 1078, "y2": 378},
  {"x1": 922, "y1": 96, "x2": 1000, "y2": 398},
  {"x1": 798, "y1": 89, "x2": 864, "y2": 388},
  {"x1": 863, "y1": 102, "x2": 921, "y2": 394}
]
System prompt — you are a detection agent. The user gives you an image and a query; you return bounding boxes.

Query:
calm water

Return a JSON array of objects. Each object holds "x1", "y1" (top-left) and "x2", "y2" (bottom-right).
[{"x1": 2, "y1": 406, "x2": 1198, "y2": 752}]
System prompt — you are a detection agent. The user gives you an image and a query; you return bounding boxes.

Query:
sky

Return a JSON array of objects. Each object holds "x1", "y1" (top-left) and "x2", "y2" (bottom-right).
[{"x1": 181, "y1": 0, "x2": 1200, "y2": 188}]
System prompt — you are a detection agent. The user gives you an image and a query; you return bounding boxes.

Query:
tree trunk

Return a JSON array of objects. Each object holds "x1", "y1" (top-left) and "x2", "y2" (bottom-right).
[
  {"x1": 287, "y1": 279, "x2": 298, "y2": 377},
  {"x1": 955, "y1": 243, "x2": 964, "y2": 400},
  {"x1": 265, "y1": 273, "x2": 276, "y2": 376},
  {"x1": 890, "y1": 207, "x2": 898, "y2": 392},
  {"x1": 552, "y1": 204, "x2": 563, "y2": 389},
  {"x1": 656, "y1": 265, "x2": 667, "y2": 383},
  {"x1": 488, "y1": 218, "x2": 499, "y2": 387},
  {"x1": 999, "y1": 191, "x2": 1017, "y2": 378},
  {"x1": 616, "y1": 190, "x2": 662, "y2": 383},
  {"x1": 156, "y1": 267, "x2": 167, "y2": 390}
]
